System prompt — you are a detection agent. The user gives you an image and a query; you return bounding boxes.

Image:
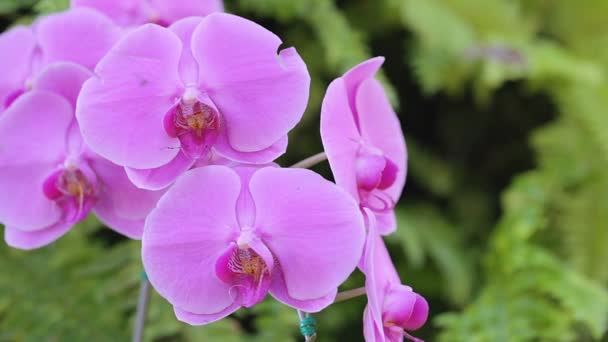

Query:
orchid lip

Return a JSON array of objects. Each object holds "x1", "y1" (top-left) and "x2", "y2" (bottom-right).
[
  {"x1": 359, "y1": 190, "x2": 395, "y2": 213},
  {"x1": 381, "y1": 285, "x2": 429, "y2": 334},
  {"x1": 215, "y1": 238, "x2": 273, "y2": 308},
  {"x1": 355, "y1": 144, "x2": 398, "y2": 189},
  {"x1": 355, "y1": 142, "x2": 399, "y2": 212},
  {"x1": 163, "y1": 91, "x2": 221, "y2": 160},
  {"x1": 42, "y1": 162, "x2": 97, "y2": 223}
]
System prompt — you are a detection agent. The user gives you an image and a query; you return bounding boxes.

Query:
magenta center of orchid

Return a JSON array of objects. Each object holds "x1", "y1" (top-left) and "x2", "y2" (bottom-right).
[
  {"x1": 229, "y1": 247, "x2": 268, "y2": 281},
  {"x1": 43, "y1": 165, "x2": 97, "y2": 223},
  {"x1": 355, "y1": 144, "x2": 398, "y2": 212},
  {"x1": 164, "y1": 91, "x2": 221, "y2": 160},
  {"x1": 215, "y1": 238, "x2": 273, "y2": 308}
]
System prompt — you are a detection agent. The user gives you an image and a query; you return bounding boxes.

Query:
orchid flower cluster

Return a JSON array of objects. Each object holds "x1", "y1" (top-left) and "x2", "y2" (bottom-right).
[{"x1": 0, "y1": 1, "x2": 428, "y2": 341}]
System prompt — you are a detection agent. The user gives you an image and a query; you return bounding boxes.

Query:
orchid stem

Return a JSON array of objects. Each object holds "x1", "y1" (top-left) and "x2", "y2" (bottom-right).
[
  {"x1": 295, "y1": 287, "x2": 366, "y2": 341},
  {"x1": 132, "y1": 274, "x2": 151, "y2": 342},
  {"x1": 297, "y1": 310, "x2": 317, "y2": 342},
  {"x1": 290, "y1": 152, "x2": 327, "y2": 169},
  {"x1": 334, "y1": 286, "x2": 367, "y2": 303}
]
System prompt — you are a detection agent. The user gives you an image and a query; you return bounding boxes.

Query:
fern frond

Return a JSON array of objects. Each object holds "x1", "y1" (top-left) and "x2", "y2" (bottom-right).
[
  {"x1": 436, "y1": 172, "x2": 608, "y2": 341},
  {"x1": 392, "y1": 205, "x2": 474, "y2": 305}
]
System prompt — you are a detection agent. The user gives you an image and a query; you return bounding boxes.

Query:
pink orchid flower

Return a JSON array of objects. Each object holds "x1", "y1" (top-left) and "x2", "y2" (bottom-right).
[
  {"x1": 142, "y1": 165, "x2": 365, "y2": 324},
  {"x1": 0, "y1": 62, "x2": 163, "y2": 249},
  {"x1": 321, "y1": 57, "x2": 407, "y2": 235},
  {"x1": 361, "y1": 214, "x2": 429, "y2": 342},
  {"x1": 72, "y1": 0, "x2": 223, "y2": 27},
  {"x1": 77, "y1": 13, "x2": 310, "y2": 190},
  {"x1": 0, "y1": 8, "x2": 121, "y2": 112}
]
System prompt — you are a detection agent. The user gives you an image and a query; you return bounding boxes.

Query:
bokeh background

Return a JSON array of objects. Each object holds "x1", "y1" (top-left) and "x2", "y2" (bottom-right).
[{"x1": 2, "y1": 0, "x2": 608, "y2": 341}]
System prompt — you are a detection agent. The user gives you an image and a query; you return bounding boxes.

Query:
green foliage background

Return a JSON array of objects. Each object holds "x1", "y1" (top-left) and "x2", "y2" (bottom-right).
[{"x1": 1, "y1": 0, "x2": 608, "y2": 341}]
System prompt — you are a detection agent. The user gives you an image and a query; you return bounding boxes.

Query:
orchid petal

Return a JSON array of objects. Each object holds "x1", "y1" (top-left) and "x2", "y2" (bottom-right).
[
  {"x1": 250, "y1": 167, "x2": 365, "y2": 301},
  {"x1": 361, "y1": 215, "x2": 392, "y2": 340},
  {"x1": 403, "y1": 293, "x2": 429, "y2": 331},
  {"x1": 125, "y1": 150, "x2": 195, "y2": 190},
  {"x1": 0, "y1": 91, "x2": 71, "y2": 165},
  {"x1": 93, "y1": 208, "x2": 144, "y2": 239},
  {"x1": 356, "y1": 78, "x2": 407, "y2": 203},
  {"x1": 213, "y1": 134, "x2": 288, "y2": 165},
  {"x1": 383, "y1": 285, "x2": 417, "y2": 328},
  {"x1": 33, "y1": 62, "x2": 92, "y2": 108},
  {"x1": 88, "y1": 156, "x2": 163, "y2": 238},
  {"x1": 0, "y1": 91, "x2": 73, "y2": 230},
  {"x1": 192, "y1": 13, "x2": 309, "y2": 153},
  {"x1": 36, "y1": 8, "x2": 121, "y2": 70},
  {"x1": 363, "y1": 306, "x2": 387, "y2": 342},
  {"x1": 269, "y1": 265, "x2": 336, "y2": 312},
  {"x1": 342, "y1": 56, "x2": 384, "y2": 126},
  {"x1": 71, "y1": 0, "x2": 145, "y2": 27},
  {"x1": 362, "y1": 214, "x2": 428, "y2": 340},
  {"x1": 0, "y1": 163, "x2": 62, "y2": 231},
  {"x1": 174, "y1": 304, "x2": 239, "y2": 326},
  {"x1": 320, "y1": 78, "x2": 362, "y2": 201},
  {"x1": 76, "y1": 24, "x2": 183, "y2": 169},
  {"x1": 149, "y1": 0, "x2": 223, "y2": 25},
  {"x1": 143, "y1": 166, "x2": 241, "y2": 315},
  {"x1": 0, "y1": 26, "x2": 35, "y2": 111},
  {"x1": 376, "y1": 210, "x2": 397, "y2": 235},
  {"x1": 4, "y1": 221, "x2": 72, "y2": 250}
]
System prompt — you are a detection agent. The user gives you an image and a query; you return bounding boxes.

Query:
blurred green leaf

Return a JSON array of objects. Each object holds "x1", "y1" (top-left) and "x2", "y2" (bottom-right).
[{"x1": 35, "y1": 0, "x2": 69, "y2": 14}]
